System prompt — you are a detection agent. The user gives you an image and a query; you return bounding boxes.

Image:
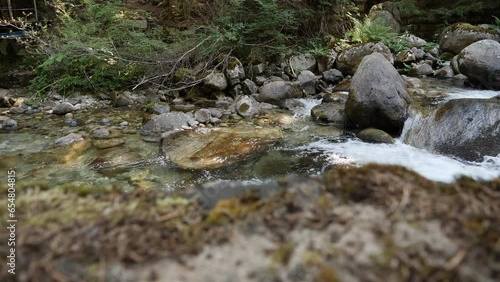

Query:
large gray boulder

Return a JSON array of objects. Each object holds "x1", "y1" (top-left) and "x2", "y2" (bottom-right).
[
  {"x1": 204, "y1": 72, "x2": 228, "y2": 91},
  {"x1": 336, "y1": 42, "x2": 393, "y2": 75},
  {"x1": 404, "y1": 99, "x2": 500, "y2": 161},
  {"x1": 439, "y1": 23, "x2": 500, "y2": 54},
  {"x1": 289, "y1": 53, "x2": 317, "y2": 73},
  {"x1": 257, "y1": 81, "x2": 302, "y2": 104},
  {"x1": 346, "y1": 53, "x2": 410, "y2": 134},
  {"x1": 141, "y1": 112, "x2": 194, "y2": 135},
  {"x1": 458, "y1": 39, "x2": 500, "y2": 90}
]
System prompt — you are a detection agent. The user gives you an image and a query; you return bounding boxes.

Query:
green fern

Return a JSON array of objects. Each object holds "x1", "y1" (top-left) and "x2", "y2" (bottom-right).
[{"x1": 345, "y1": 17, "x2": 396, "y2": 44}]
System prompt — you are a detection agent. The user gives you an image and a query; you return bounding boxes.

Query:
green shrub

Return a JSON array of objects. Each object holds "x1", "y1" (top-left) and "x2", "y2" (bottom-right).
[
  {"x1": 29, "y1": 0, "x2": 168, "y2": 96},
  {"x1": 345, "y1": 17, "x2": 397, "y2": 44},
  {"x1": 490, "y1": 16, "x2": 500, "y2": 32},
  {"x1": 214, "y1": 0, "x2": 297, "y2": 60}
]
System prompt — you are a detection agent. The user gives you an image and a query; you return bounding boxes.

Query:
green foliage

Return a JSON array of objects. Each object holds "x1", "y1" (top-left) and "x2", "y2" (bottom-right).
[
  {"x1": 214, "y1": 0, "x2": 297, "y2": 59},
  {"x1": 295, "y1": 0, "x2": 359, "y2": 37},
  {"x1": 490, "y1": 16, "x2": 500, "y2": 32},
  {"x1": 389, "y1": 0, "x2": 499, "y2": 24},
  {"x1": 345, "y1": 17, "x2": 397, "y2": 44},
  {"x1": 29, "y1": 0, "x2": 168, "y2": 96},
  {"x1": 381, "y1": 37, "x2": 409, "y2": 54},
  {"x1": 304, "y1": 39, "x2": 331, "y2": 58},
  {"x1": 420, "y1": 42, "x2": 439, "y2": 52}
]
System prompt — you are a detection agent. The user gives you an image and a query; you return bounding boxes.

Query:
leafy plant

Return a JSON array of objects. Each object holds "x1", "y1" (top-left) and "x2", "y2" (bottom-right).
[
  {"x1": 382, "y1": 37, "x2": 410, "y2": 53},
  {"x1": 345, "y1": 17, "x2": 397, "y2": 44},
  {"x1": 214, "y1": 0, "x2": 298, "y2": 59},
  {"x1": 28, "y1": 0, "x2": 168, "y2": 96},
  {"x1": 304, "y1": 39, "x2": 330, "y2": 58},
  {"x1": 490, "y1": 16, "x2": 500, "y2": 32}
]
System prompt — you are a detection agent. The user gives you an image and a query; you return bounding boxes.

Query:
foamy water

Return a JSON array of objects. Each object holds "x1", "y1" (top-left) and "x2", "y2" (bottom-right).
[{"x1": 299, "y1": 139, "x2": 499, "y2": 183}]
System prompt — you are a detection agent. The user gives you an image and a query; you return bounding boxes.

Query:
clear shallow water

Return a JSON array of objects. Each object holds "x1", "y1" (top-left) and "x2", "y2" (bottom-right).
[{"x1": 1, "y1": 87, "x2": 498, "y2": 191}]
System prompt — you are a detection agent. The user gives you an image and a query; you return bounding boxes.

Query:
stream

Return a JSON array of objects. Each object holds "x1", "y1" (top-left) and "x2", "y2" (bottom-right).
[{"x1": 1, "y1": 79, "x2": 499, "y2": 191}]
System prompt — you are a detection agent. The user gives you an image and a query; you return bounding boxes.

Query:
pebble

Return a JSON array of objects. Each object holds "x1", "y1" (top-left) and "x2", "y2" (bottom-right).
[
  {"x1": 92, "y1": 128, "x2": 111, "y2": 138},
  {"x1": 102, "y1": 118, "x2": 111, "y2": 125},
  {"x1": 9, "y1": 107, "x2": 26, "y2": 114},
  {"x1": 120, "y1": 121, "x2": 129, "y2": 126},
  {"x1": 2, "y1": 119, "x2": 18, "y2": 129}
]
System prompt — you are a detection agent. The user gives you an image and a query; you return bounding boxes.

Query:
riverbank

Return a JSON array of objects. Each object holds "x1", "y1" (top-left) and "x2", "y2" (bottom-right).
[{"x1": 1, "y1": 164, "x2": 498, "y2": 281}]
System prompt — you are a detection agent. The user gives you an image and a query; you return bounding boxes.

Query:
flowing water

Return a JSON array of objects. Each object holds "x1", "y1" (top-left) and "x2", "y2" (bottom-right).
[{"x1": 1, "y1": 81, "x2": 499, "y2": 191}]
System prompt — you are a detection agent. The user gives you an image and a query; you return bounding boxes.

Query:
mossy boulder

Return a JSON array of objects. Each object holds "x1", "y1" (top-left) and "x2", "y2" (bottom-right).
[
  {"x1": 439, "y1": 23, "x2": 500, "y2": 54},
  {"x1": 357, "y1": 128, "x2": 395, "y2": 144}
]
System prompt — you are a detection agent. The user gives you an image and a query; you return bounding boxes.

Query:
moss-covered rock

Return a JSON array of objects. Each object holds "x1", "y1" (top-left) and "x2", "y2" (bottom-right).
[
  {"x1": 439, "y1": 23, "x2": 500, "y2": 54},
  {"x1": 357, "y1": 128, "x2": 395, "y2": 144}
]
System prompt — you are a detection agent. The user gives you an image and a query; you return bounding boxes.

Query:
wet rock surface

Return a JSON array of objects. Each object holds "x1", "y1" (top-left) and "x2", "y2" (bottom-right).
[
  {"x1": 357, "y1": 128, "x2": 395, "y2": 144},
  {"x1": 404, "y1": 98, "x2": 500, "y2": 161},
  {"x1": 161, "y1": 126, "x2": 283, "y2": 169}
]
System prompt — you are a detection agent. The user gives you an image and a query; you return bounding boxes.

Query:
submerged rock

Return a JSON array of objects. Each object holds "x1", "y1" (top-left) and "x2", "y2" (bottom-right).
[
  {"x1": 55, "y1": 133, "x2": 84, "y2": 146},
  {"x1": 346, "y1": 53, "x2": 410, "y2": 134},
  {"x1": 161, "y1": 126, "x2": 282, "y2": 169},
  {"x1": 93, "y1": 138, "x2": 126, "y2": 149},
  {"x1": 458, "y1": 39, "x2": 500, "y2": 89},
  {"x1": 404, "y1": 98, "x2": 500, "y2": 161}
]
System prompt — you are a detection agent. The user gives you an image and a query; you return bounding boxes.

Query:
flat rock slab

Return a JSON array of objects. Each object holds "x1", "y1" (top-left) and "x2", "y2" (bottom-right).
[{"x1": 161, "y1": 126, "x2": 283, "y2": 170}]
